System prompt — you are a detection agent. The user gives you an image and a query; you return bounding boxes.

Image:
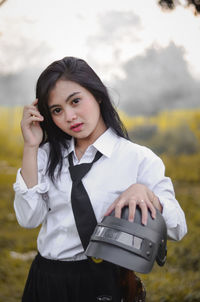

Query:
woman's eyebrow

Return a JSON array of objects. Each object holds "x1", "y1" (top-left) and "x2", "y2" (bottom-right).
[
  {"x1": 49, "y1": 91, "x2": 81, "y2": 110},
  {"x1": 66, "y1": 91, "x2": 81, "y2": 102}
]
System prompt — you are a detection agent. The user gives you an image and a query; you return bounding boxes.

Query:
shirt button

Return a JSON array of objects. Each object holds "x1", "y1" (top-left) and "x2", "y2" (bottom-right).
[{"x1": 42, "y1": 193, "x2": 49, "y2": 201}]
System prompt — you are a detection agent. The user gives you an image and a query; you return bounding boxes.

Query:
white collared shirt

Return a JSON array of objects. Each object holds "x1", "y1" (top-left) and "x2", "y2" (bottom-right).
[{"x1": 13, "y1": 128, "x2": 187, "y2": 260}]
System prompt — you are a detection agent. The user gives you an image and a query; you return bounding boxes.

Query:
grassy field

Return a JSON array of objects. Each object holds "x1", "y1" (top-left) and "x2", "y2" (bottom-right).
[
  {"x1": 1, "y1": 172, "x2": 199, "y2": 302},
  {"x1": 0, "y1": 107, "x2": 200, "y2": 301}
]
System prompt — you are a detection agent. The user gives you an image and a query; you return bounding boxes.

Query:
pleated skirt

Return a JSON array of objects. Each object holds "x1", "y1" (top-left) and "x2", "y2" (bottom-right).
[{"x1": 22, "y1": 253, "x2": 122, "y2": 302}]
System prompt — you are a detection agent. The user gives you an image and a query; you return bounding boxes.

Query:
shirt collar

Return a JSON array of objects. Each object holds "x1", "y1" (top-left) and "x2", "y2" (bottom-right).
[
  {"x1": 64, "y1": 128, "x2": 119, "y2": 158},
  {"x1": 65, "y1": 138, "x2": 75, "y2": 156},
  {"x1": 93, "y1": 128, "x2": 118, "y2": 158}
]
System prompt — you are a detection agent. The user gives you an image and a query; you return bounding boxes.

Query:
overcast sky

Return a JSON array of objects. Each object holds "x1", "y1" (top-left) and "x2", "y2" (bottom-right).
[{"x1": 0, "y1": 0, "x2": 200, "y2": 113}]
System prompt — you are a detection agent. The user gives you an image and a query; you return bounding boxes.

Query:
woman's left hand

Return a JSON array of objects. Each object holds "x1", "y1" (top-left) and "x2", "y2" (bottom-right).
[{"x1": 104, "y1": 184, "x2": 162, "y2": 225}]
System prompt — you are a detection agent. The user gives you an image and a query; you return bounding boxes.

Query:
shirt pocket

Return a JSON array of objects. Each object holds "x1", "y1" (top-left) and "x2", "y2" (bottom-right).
[
  {"x1": 53, "y1": 165, "x2": 72, "y2": 193},
  {"x1": 47, "y1": 171, "x2": 72, "y2": 211},
  {"x1": 90, "y1": 187, "x2": 123, "y2": 222}
]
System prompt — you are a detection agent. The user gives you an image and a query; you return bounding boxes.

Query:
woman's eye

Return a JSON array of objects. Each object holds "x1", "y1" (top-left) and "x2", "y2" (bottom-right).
[
  {"x1": 72, "y1": 98, "x2": 80, "y2": 104},
  {"x1": 52, "y1": 108, "x2": 61, "y2": 115}
]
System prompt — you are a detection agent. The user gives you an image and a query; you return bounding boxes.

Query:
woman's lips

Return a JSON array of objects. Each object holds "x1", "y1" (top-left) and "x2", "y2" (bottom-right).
[{"x1": 70, "y1": 123, "x2": 83, "y2": 132}]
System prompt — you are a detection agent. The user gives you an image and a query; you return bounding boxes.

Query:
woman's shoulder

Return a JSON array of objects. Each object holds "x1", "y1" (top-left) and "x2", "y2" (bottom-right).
[
  {"x1": 117, "y1": 137, "x2": 164, "y2": 168},
  {"x1": 118, "y1": 137, "x2": 157, "y2": 157}
]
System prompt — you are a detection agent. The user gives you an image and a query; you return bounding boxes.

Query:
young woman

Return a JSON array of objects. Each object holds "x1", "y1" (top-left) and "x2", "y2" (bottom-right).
[{"x1": 13, "y1": 56, "x2": 187, "y2": 302}]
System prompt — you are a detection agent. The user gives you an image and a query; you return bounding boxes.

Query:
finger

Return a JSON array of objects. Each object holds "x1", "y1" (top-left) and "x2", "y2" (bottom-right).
[
  {"x1": 140, "y1": 190, "x2": 156, "y2": 219},
  {"x1": 24, "y1": 107, "x2": 44, "y2": 122},
  {"x1": 104, "y1": 194, "x2": 122, "y2": 216},
  {"x1": 128, "y1": 200, "x2": 136, "y2": 222},
  {"x1": 104, "y1": 200, "x2": 117, "y2": 216},
  {"x1": 22, "y1": 113, "x2": 44, "y2": 126},
  {"x1": 138, "y1": 200, "x2": 148, "y2": 225},
  {"x1": 147, "y1": 200, "x2": 156, "y2": 219},
  {"x1": 28, "y1": 115, "x2": 44, "y2": 123},
  {"x1": 32, "y1": 99, "x2": 38, "y2": 106},
  {"x1": 114, "y1": 200, "x2": 125, "y2": 219},
  {"x1": 25, "y1": 100, "x2": 40, "y2": 117},
  {"x1": 147, "y1": 191, "x2": 159, "y2": 217},
  {"x1": 23, "y1": 106, "x2": 38, "y2": 116},
  {"x1": 25, "y1": 108, "x2": 42, "y2": 118},
  {"x1": 21, "y1": 118, "x2": 41, "y2": 130}
]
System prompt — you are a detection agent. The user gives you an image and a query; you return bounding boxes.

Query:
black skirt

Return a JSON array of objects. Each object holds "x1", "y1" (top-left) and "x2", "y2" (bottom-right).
[{"x1": 22, "y1": 253, "x2": 122, "y2": 302}]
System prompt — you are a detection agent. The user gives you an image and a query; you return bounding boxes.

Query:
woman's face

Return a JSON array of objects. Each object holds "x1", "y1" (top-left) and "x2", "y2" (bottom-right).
[{"x1": 48, "y1": 80, "x2": 107, "y2": 147}]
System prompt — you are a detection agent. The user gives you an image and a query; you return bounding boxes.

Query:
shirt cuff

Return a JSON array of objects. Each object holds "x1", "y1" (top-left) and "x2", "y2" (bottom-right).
[
  {"x1": 161, "y1": 200, "x2": 179, "y2": 229},
  {"x1": 13, "y1": 169, "x2": 49, "y2": 195},
  {"x1": 158, "y1": 197, "x2": 187, "y2": 240}
]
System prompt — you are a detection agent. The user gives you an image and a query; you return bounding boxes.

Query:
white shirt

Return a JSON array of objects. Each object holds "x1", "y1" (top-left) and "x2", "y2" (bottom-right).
[{"x1": 13, "y1": 128, "x2": 187, "y2": 261}]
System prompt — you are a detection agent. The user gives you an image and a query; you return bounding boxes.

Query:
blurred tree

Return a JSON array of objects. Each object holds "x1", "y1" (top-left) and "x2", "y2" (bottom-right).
[
  {"x1": 0, "y1": 0, "x2": 7, "y2": 6},
  {"x1": 129, "y1": 123, "x2": 200, "y2": 155},
  {"x1": 158, "y1": 0, "x2": 200, "y2": 15},
  {"x1": 190, "y1": 112, "x2": 200, "y2": 142}
]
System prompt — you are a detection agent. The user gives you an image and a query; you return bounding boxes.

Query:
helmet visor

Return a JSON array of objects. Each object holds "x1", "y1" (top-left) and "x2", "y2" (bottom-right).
[{"x1": 94, "y1": 225, "x2": 143, "y2": 250}]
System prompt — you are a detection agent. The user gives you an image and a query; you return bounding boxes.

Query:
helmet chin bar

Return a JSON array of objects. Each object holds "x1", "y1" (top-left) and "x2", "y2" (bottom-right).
[{"x1": 86, "y1": 206, "x2": 167, "y2": 274}]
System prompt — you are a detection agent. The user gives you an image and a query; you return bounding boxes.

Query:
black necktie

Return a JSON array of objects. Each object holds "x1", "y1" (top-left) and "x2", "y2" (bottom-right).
[{"x1": 68, "y1": 151, "x2": 102, "y2": 250}]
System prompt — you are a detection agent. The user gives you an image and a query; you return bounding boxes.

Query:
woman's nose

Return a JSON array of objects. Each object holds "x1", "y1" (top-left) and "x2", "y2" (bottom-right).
[{"x1": 64, "y1": 108, "x2": 77, "y2": 122}]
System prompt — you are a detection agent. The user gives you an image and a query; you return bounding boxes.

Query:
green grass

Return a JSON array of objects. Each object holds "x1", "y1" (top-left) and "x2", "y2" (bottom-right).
[{"x1": 0, "y1": 164, "x2": 199, "y2": 302}]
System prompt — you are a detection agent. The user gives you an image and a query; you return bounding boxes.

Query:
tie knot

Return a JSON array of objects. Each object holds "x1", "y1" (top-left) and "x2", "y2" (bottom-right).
[
  {"x1": 69, "y1": 163, "x2": 92, "y2": 183},
  {"x1": 68, "y1": 151, "x2": 102, "y2": 183}
]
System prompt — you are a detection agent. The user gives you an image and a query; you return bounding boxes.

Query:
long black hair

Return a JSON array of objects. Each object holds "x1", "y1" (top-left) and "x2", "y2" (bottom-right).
[{"x1": 36, "y1": 56, "x2": 129, "y2": 181}]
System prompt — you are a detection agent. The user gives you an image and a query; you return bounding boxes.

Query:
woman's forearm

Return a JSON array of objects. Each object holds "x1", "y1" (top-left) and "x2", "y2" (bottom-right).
[{"x1": 21, "y1": 145, "x2": 39, "y2": 188}]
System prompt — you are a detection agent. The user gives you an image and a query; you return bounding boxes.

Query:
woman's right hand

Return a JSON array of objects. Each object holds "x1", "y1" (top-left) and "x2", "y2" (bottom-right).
[{"x1": 21, "y1": 99, "x2": 44, "y2": 148}]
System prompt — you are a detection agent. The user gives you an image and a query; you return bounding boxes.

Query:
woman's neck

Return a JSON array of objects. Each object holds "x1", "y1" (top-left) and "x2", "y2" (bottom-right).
[
  {"x1": 75, "y1": 123, "x2": 107, "y2": 159},
  {"x1": 75, "y1": 145, "x2": 86, "y2": 160}
]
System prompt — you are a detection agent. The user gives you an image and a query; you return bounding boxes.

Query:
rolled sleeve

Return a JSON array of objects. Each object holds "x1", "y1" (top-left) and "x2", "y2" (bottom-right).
[
  {"x1": 14, "y1": 167, "x2": 49, "y2": 194},
  {"x1": 158, "y1": 194, "x2": 187, "y2": 241},
  {"x1": 138, "y1": 149, "x2": 187, "y2": 241},
  {"x1": 13, "y1": 147, "x2": 50, "y2": 228}
]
